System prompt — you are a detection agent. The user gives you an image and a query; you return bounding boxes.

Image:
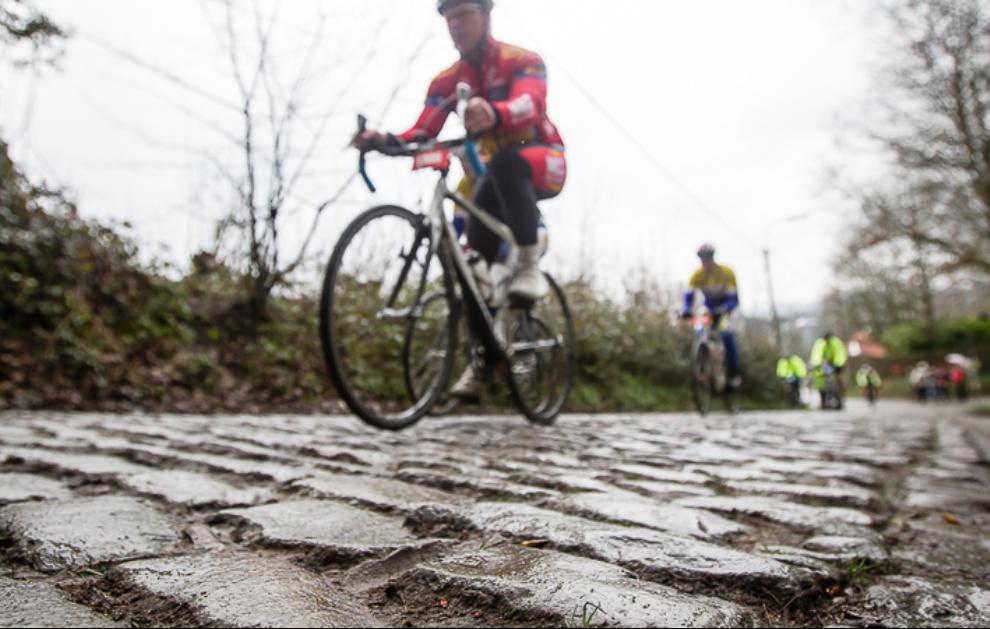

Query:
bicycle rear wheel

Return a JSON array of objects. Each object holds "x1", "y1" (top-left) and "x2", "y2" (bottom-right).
[
  {"x1": 403, "y1": 289, "x2": 462, "y2": 417},
  {"x1": 692, "y1": 343, "x2": 714, "y2": 416},
  {"x1": 320, "y1": 205, "x2": 455, "y2": 430},
  {"x1": 506, "y1": 273, "x2": 574, "y2": 425},
  {"x1": 787, "y1": 381, "x2": 801, "y2": 409},
  {"x1": 724, "y1": 383, "x2": 741, "y2": 415}
]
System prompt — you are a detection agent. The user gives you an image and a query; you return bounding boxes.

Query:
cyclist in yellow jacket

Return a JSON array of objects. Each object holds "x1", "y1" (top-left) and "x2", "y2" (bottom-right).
[
  {"x1": 777, "y1": 354, "x2": 808, "y2": 408},
  {"x1": 856, "y1": 363, "x2": 883, "y2": 406},
  {"x1": 809, "y1": 332, "x2": 848, "y2": 408}
]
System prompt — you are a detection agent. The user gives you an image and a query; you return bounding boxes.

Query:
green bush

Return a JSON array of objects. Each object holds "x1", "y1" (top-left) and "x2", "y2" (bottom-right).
[
  {"x1": 0, "y1": 140, "x2": 782, "y2": 413},
  {"x1": 882, "y1": 318, "x2": 990, "y2": 354},
  {"x1": 1, "y1": 141, "x2": 197, "y2": 402},
  {"x1": 939, "y1": 318, "x2": 990, "y2": 348}
]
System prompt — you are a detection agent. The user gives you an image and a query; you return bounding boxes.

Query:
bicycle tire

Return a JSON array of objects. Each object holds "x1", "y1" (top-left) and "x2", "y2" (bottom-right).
[
  {"x1": 506, "y1": 273, "x2": 575, "y2": 426},
  {"x1": 402, "y1": 289, "x2": 461, "y2": 417},
  {"x1": 787, "y1": 382, "x2": 801, "y2": 409},
  {"x1": 692, "y1": 343, "x2": 714, "y2": 416},
  {"x1": 319, "y1": 205, "x2": 456, "y2": 430},
  {"x1": 724, "y1": 384, "x2": 741, "y2": 415}
]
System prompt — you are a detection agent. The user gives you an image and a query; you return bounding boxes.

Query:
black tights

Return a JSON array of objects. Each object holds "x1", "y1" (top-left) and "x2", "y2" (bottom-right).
[{"x1": 467, "y1": 146, "x2": 541, "y2": 264}]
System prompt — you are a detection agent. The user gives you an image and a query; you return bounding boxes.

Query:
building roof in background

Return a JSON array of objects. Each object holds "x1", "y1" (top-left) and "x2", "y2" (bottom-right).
[{"x1": 848, "y1": 331, "x2": 888, "y2": 359}]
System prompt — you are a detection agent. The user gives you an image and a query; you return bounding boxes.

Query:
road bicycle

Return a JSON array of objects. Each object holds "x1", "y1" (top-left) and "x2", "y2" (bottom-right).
[
  {"x1": 784, "y1": 376, "x2": 802, "y2": 409},
  {"x1": 319, "y1": 85, "x2": 574, "y2": 430},
  {"x1": 864, "y1": 381, "x2": 878, "y2": 406},
  {"x1": 688, "y1": 311, "x2": 740, "y2": 416},
  {"x1": 815, "y1": 364, "x2": 844, "y2": 410}
]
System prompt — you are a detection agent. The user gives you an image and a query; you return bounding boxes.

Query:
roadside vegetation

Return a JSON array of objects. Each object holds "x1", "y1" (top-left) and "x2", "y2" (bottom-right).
[
  {"x1": 6, "y1": 0, "x2": 987, "y2": 415},
  {"x1": 0, "y1": 153, "x2": 780, "y2": 413}
]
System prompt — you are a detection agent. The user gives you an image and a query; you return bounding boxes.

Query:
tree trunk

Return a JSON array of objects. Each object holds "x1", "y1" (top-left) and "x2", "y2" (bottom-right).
[{"x1": 913, "y1": 239, "x2": 938, "y2": 354}]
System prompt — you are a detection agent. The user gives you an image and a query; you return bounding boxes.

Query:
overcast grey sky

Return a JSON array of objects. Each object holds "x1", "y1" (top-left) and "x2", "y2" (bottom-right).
[{"x1": 0, "y1": 0, "x2": 884, "y2": 315}]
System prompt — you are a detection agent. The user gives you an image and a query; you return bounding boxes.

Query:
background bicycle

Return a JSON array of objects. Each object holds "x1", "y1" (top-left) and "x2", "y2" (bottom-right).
[
  {"x1": 688, "y1": 311, "x2": 741, "y2": 416},
  {"x1": 814, "y1": 364, "x2": 843, "y2": 411}
]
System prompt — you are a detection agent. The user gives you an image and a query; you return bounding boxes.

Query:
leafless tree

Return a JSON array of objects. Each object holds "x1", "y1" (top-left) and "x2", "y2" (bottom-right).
[
  {"x1": 830, "y1": 0, "x2": 990, "y2": 345},
  {"x1": 0, "y1": 0, "x2": 65, "y2": 68},
  {"x1": 203, "y1": 0, "x2": 351, "y2": 326},
  {"x1": 856, "y1": 0, "x2": 990, "y2": 273},
  {"x1": 201, "y1": 0, "x2": 430, "y2": 328},
  {"x1": 829, "y1": 209, "x2": 940, "y2": 343}
]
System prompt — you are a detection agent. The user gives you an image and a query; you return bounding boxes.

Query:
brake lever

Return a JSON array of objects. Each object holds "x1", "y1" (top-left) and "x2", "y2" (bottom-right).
[{"x1": 352, "y1": 114, "x2": 378, "y2": 192}]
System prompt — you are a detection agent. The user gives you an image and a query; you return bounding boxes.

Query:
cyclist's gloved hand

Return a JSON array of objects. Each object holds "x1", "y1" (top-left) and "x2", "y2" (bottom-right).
[
  {"x1": 464, "y1": 97, "x2": 497, "y2": 134},
  {"x1": 351, "y1": 129, "x2": 387, "y2": 151}
]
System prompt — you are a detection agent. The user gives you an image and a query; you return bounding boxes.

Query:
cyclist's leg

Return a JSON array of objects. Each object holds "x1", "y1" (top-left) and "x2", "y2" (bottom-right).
[
  {"x1": 468, "y1": 145, "x2": 566, "y2": 262},
  {"x1": 470, "y1": 147, "x2": 538, "y2": 262},
  {"x1": 835, "y1": 365, "x2": 846, "y2": 407},
  {"x1": 457, "y1": 148, "x2": 538, "y2": 400},
  {"x1": 721, "y1": 332, "x2": 739, "y2": 376},
  {"x1": 718, "y1": 314, "x2": 740, "y2": 384}
]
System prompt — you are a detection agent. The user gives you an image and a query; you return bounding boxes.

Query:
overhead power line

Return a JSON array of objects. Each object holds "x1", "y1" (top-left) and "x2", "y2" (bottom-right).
[
  {"x1": 501, "y1": 7, "x2": 762, "y2": 252},
  {"x1": 77, "y1": 30, "x2": 242, "y2": 113}
]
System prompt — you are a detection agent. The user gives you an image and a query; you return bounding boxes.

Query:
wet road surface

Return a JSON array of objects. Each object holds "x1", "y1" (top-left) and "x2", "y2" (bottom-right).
[{"x1": 0, "y1": 401, "x2": 988, "y2": 627}]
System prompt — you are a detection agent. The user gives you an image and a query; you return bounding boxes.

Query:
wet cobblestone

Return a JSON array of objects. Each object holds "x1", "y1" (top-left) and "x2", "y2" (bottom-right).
[{"x1": 0, "y1": 401, "x2": 987, "y2": 627}]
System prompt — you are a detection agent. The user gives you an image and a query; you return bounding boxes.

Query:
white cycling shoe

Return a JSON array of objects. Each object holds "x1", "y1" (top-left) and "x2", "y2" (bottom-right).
[
  {"x1": 450, "y1": 363, "x2": 482, "y2": 402},
  {"x1": 508, "y1": 245, "x2": 548, "y2": 304}
]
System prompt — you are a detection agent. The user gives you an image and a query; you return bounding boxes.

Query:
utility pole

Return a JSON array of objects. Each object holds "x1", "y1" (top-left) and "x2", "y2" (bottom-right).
[
  {"x1": 764, "y1": 247, "x2": 783, "y2": 352},
  {"x1": 763, "y1": 212, "x2": 812, "y2": 355}
]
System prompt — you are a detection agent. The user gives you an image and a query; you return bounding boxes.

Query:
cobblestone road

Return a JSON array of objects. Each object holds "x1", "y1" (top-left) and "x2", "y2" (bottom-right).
[{"x1": 1, "y1": 401, "x2": 988, "y2": 627}]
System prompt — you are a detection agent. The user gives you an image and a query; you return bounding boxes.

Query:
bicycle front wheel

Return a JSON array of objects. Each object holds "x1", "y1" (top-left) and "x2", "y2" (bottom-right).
[
  {"x1": 692, "y1": 343, "x2": 714, "y2": 416},
  {"x1": 506, "y1": 273, "x2": 575, "y2": 426},
  {"x1": 403, "y1": 288, "x2": 462, "y2": 417},
  {"x1": 320, "y1": 205, "x2": 455, "y2": 430}
]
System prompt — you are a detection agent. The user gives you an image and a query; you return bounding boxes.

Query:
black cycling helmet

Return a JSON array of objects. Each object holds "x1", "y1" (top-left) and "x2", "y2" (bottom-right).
[
  {"x1": 697, "y1": 243, "x2": 716, "y2": 259},
  {"x1": 437, "y1": 0, "x2": 493, "y2": 15}
]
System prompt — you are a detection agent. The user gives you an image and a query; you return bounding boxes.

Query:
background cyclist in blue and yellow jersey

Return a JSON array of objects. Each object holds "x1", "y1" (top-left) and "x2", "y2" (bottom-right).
[{"x1": 682, "y1": 244, "x2": 742, "y2": 389}]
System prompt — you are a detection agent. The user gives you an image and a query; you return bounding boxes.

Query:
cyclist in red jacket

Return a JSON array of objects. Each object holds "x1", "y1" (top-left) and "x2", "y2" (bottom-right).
[{"x1": 354, "y1": 0, "x2": 567, "y2": 401}]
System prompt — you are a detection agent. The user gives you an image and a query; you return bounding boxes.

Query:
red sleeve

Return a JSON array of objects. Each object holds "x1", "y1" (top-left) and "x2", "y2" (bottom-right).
[
  {"x1": 492, "y1": 52, "x2": 547, "y2": 133},
  {"x1": 399, "y1": 73, "x2": 455, "y2": 142}
]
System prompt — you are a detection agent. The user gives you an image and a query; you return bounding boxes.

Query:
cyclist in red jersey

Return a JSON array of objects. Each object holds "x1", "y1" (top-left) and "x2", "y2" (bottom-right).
[{"x1": 354, "y1": 0, "x2": 567, "y2": 401}]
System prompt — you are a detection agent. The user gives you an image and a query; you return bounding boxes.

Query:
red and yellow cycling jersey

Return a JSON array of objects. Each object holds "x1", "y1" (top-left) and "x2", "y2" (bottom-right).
[{"x1": 398, "y1": 36, "x2": 565, "y2": 160}]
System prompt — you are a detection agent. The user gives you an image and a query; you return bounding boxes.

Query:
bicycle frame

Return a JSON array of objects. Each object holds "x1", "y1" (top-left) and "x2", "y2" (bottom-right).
[
  {"x1": 690, "y1": 313, "x2": 724, "y2": 359},
  {"x1": 375, "y1": 166, "x2": 521, "y2": 360},
  {"x1": 356, "y1": 79, "x2": 555, "y2": 363}
]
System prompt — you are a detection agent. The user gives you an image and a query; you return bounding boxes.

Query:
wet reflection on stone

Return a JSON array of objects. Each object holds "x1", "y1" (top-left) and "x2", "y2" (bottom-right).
[{"x1": 0, "y1": 401, "x2": 988, "y2": 626}]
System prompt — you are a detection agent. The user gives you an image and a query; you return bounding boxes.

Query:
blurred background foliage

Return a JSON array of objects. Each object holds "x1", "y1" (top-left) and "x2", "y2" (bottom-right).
[
  {"x1": 3, "y1": 0, "x2": 988, "y2": 414},
  {"x1": 0, "y1": 149, "x2": 782, "y2": 413}
]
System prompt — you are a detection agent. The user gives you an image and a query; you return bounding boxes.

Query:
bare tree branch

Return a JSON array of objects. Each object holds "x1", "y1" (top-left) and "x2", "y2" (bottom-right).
[{"x1": 79, "y1": 31, "x2": 240, "y2": 113}]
